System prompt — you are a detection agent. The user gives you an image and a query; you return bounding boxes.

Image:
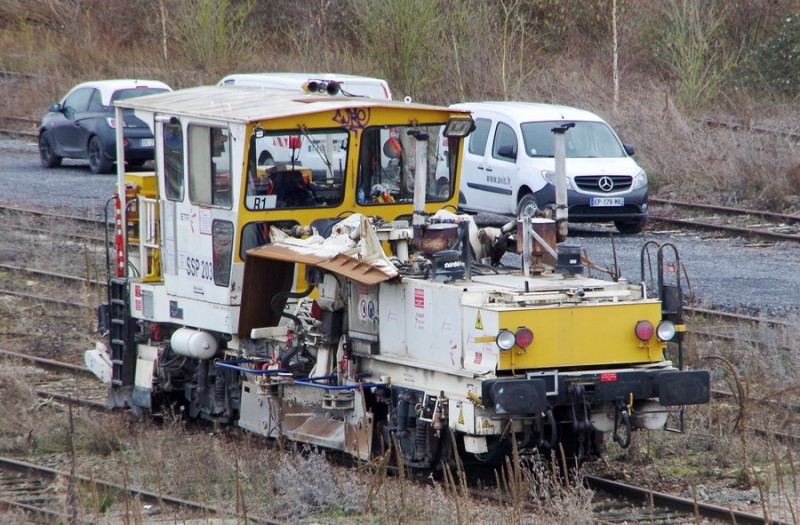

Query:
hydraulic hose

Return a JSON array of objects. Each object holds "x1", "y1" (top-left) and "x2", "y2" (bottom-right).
[{"x1": 271, "y1": 284, "x2": 314, "y2": 369}]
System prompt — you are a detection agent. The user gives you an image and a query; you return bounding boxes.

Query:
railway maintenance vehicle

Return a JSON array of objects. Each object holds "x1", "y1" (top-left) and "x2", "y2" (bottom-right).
[{"x1": 84, "y1": 83, "x2": 710, "y2": 468}]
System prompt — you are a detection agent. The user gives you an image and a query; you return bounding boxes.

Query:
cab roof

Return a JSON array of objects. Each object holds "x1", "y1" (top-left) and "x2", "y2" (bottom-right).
[
  {"x1": 450, "y1": 101, "x2": 606, "y2": 124},
  {"x1": 115, "y1": 85, "x2": 456, "y2": 124}
]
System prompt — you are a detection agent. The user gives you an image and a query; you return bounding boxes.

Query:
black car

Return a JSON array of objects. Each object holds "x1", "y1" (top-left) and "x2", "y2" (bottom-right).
[{"x1": 39, "y1": 79, "x2": 172, "y2": 174}]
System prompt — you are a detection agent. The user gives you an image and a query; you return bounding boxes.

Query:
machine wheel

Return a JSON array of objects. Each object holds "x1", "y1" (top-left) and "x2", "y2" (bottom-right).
[
  {"x1": 39, "y1": 131, "x2": 62, "y2": 168},
  {"x1": 88, "y1": 135, "x2": 114, "y2": 174},
  {"x1": 614, "y1": 217, "x2": 647, "y2": 234},
  {"x1": 516, "y1": 193, "x2": 539, "y2": 219}
]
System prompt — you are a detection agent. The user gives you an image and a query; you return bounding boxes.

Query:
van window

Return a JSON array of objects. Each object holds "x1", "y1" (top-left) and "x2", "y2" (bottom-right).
[
  {"x1": 520, "y1": 121, "x2": 626, "y2": 158},
  {"x1": 245, "y1": 128, "x2": 347, "y2": 210},
  {"x1": 188, "y1": 125, "x2": 232, "y2": 208},
  {"x1": 468, "y1": 118, "x2": 491, "y2": 155},
  {"x1": 492, "y1": 122, "x2": 517, "y2": 162}
]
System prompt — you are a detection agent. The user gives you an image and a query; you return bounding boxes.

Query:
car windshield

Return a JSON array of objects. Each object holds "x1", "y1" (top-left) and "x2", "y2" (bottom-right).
[
  {"x1": 111, "y1": 87, "x2": 169, "y2": 103},
  {"x1": 520, "y1": 121, "x2": 626, "y2": 158}
]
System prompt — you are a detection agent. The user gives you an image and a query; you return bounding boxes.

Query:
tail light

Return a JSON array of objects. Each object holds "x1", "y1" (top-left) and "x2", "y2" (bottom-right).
[
  {"x1": 515, "y1": 327, "x2": 534, "y2": 348},
  {"x1": 634, "y1": 320, "x2": 654, "y2": 341}
]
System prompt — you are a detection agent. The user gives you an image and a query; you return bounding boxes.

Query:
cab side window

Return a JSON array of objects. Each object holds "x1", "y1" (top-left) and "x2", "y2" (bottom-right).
[
  {"x1": 492, "y1": 122, "x2": 517, "y2": 162},
  {"x1": 163, "y1": 120, "x2": 184, "y2": 201},
  {"x1": 212, "y1": 220, "x2": 234, "y2": 287},
  {"x1": 468, "y1": 118, "x2": 491, "y2": 156},
  {"x1": 188, "y1": 125, "x2": 232, "y2": 208}
]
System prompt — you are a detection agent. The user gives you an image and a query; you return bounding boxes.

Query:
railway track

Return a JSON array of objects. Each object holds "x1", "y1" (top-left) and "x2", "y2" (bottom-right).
[
  {"x1": 587, "y1": 475, "x2": 788, "y2": 525},
  {"x1": 650, "y1": 197, "x2": 800, "y2": 243},
  {"x1": 0, "y1": 456, "x2": 287, "y2": 524},
  {"x1": 0, "y1": 115, "x2": 38, "y2": 139}
]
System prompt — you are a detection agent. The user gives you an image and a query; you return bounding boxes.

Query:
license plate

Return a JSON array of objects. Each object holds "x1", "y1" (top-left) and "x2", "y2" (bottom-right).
[
  {"x1": 590, "y1": 197, "x2": 624, "y2": 207},
  {"x1": 138, "y1": 138, "x2": 154, "y2": 147}
]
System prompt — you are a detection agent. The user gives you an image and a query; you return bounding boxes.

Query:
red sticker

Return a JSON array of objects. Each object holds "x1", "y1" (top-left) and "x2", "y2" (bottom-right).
[{"x1": 414, "y1": 288, "x2": 424, "y2": 308}]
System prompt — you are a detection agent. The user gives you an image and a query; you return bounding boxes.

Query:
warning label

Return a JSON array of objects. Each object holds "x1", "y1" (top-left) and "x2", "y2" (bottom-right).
[
  {"x1": 474, "y1": 311, "x2": 483, "y2": 329},
  {"x1": 414, "y1": 288, "x2": 425, "y2": 308}
]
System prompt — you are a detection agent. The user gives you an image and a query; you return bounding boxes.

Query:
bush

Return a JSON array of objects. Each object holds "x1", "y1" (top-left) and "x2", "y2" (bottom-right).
[{"x1": 749, "y1": 14, "x2": 800, "y2": 96}]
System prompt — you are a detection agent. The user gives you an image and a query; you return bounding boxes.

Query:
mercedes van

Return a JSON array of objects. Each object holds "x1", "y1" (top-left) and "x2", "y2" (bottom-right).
[
  {"x1": 218, "y1": 72, "x2": 392, "y2": 100},
  {"x1": 450, "y1": 102, "x2": 648, "y2": 234}
]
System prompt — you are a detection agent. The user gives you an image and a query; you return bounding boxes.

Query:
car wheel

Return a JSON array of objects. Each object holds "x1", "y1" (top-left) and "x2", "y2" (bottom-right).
[
  {"x1": 615, "y1": 217, "x2": 647, "y2": 234},
  {"x1": 39, "y1": 131, "x2": 62, "y2": 168},
  {"x1": 516, "y1": 193, "x2": 539, "y2": 219},
  {"x1": 88, "y1": 135, "x2": 114, "y2": 174}
]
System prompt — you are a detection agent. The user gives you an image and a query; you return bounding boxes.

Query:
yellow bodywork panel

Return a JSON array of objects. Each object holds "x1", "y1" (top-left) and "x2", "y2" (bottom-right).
[
  {"x1": 495, "y1": 301, "x2": 665, "y2": 370},
  {"x1": 124, "y1": 172, "x2": 158, "y2": 198}
]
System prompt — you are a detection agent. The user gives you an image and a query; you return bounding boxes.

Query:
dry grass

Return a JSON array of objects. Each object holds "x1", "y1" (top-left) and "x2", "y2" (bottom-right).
[{"x1": 0, "y1": 371, "x2": 594, "y2": 523}]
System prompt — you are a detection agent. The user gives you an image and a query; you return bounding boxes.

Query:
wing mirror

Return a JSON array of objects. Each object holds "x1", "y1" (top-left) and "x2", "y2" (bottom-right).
[
  {"x1": 496, "y1": 145, "x2": 517, "y2": 160},
  {"x1": 623, "y1": 143, "x2": 636, "y2": 156}
]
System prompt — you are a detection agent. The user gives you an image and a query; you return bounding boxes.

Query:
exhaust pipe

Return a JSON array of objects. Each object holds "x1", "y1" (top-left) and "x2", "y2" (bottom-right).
[{"x1": 551, "y1": 123, "x2": 574, "y2": 242}]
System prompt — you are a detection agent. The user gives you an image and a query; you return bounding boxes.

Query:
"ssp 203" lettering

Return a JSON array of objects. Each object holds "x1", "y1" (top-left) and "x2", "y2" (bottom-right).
[{"x1": 185, "y1": 256, "x2": 214, "y2": 281}]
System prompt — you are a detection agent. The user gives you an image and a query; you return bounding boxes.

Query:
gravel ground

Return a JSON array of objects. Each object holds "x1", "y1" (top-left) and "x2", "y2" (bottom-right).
[{"x1": 3, "y1": 138, "x2": 800, "y2": 318}]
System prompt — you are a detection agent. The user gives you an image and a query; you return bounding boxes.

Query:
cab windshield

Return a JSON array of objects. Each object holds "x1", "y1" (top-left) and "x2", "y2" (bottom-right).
[
  {"x1": 357, "y1": 124, "x2": 453, "y2": 204},
  {"x1": 245, "y1": 128, "x2": 347, "y2": 210}
]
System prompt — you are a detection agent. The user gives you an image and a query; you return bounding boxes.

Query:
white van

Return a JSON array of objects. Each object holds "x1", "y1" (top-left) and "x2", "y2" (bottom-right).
[
  {"x1": 450, "y1": 102, "x2": 649, "y2": 234},
  {"x1": 218, "y1": 72, "x2": 392, "y2": 100}
]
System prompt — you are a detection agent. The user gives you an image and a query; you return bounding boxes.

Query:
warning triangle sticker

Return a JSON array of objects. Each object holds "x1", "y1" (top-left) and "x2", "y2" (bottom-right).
[{"x1": 475, "y1": 311, "x2": 483, "y2": 330}]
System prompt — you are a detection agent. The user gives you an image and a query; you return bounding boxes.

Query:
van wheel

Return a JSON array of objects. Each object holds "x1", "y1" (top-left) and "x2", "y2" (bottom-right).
[
  {"x1": 614, "y1": 217, "x2": 647, "y2": 234},
  {"x1": 516, "y1": 194, "x2": 539, "y2": 218}
]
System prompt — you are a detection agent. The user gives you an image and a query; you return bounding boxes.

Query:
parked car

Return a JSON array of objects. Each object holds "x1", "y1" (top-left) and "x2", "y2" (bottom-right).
[
  {"x1": 218, "y1": 72, "x2": 392, "y2": 100},
  {"x1": 39, "y1": 79, "x2": 172, "y2": 174},
  {"x1": 450, "y1": 101, "x2": 649, "y2": 234}
]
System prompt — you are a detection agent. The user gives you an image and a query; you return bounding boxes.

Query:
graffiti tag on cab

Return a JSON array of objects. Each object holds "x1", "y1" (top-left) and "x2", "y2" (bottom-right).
[{"x1": 332, "y1": 107, "x2": 370, "y2": 130}]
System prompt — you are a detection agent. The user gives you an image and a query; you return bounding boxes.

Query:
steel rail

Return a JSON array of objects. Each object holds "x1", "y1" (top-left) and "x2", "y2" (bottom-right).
[
  {"x1": 0, "y1": 497, "x2": 69, "y2": 522},
  {"x1": 651, "y1": 197, "x2": 800, "y2": 225},
  {"x1": 685, "y1": 306, "x2": 791, "y2": 327},
  {"x1": 0, "y1": 128, "x2": 37, "y2": 138},
  {"x1": 35, "y1": 390, "x2": 108, "y2": 411},
  {"x1": 585, "y1": 475, "x2": 790, "y2": 525},
  {"x1": 0, "y1": 262, "x2": 106, "y2": 287},
  {"x1": 0, "y1": 349, "x2": 92, "y2": 375},
  {"x1": 9, "y1": 224, "x2": 108, "y2": 244},
  {"x1": 0, "y1": 456, "x2": 287, "y2": 525},
  {"x1": 648, "y1": 214, "x2": 800, "y2": 243},
  {"x1": 0, "y1": 204, "x2": 108, "y2": 227},
  {"x1": 0, "y1": 288, "x2": 91, "y2": 309}
]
